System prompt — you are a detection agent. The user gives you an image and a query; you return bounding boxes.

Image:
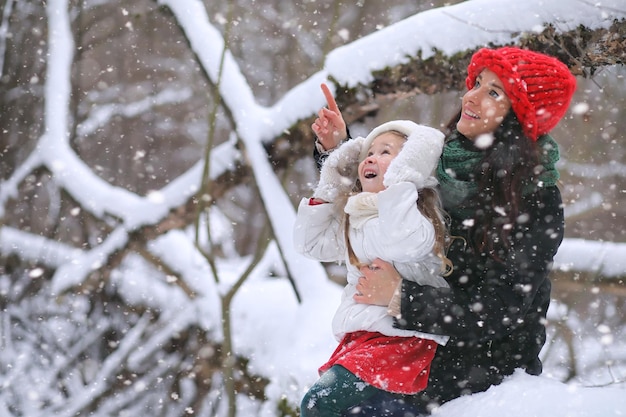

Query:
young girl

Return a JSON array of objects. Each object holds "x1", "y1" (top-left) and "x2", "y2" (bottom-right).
[{"x1": 294, "y1": 120, "x2": 451, "y2": 416}]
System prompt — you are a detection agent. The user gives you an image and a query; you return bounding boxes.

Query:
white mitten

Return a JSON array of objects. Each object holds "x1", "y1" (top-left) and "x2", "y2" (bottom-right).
[
  {"x1": 313, "y1": 136, "x2": 365, "y2": 202},
  {"x1": 383, "y1": 124, "x2": 444, "y2": 189}
]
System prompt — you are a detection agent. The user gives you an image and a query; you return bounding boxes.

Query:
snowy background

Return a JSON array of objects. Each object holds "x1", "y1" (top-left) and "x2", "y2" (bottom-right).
[{"x1": 1, "y1": 0, "x2": 626, "y2": 416}]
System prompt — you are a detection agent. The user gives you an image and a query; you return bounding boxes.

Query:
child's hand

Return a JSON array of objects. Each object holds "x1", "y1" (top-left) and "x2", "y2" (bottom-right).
[{"x1": 312, "y1": 83, "x2": 347, "y2": 151}]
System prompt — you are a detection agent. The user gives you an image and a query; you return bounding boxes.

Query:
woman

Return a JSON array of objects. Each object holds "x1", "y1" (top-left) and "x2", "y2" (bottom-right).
[{"x1": 311, "y1": 47, "x2": 577, "y2": 415}]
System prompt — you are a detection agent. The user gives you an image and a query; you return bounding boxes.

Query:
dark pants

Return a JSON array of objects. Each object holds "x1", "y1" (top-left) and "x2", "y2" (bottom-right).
[
  {"x1": 342, "y1": 389, "x2": 428, "y2": 417},
  {"x1": 300, "y1": 365, "x2": 428, "y2": 417}
]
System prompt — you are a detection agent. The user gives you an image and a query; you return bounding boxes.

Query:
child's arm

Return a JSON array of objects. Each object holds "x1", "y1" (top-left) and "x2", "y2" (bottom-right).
[
  {"x1": 294, "y1": 134, "x2": 365, "y2": 261},
  {"x1": 293, "y1": 198, "x2": 345, "y2": 262},
  {"x1": 375, "y1": 182, "x2": 436, "y2": 262},
  {"x1": 312, "y1": 137, "x2": 364, "y2": 203}
]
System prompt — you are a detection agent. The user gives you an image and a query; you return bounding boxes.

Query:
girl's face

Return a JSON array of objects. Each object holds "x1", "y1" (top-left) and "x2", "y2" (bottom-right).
[
  {"x1": 358, "y1": 132, "x2": 405, "y2": 193},
  {"x1": 457, "y1": 68, "x2": 512, "y2": 141}
]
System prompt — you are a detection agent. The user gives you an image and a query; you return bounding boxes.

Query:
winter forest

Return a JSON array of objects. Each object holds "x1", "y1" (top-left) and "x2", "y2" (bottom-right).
[{"x1": 1, "y1": 0, "x2": 625, "y2": 416}]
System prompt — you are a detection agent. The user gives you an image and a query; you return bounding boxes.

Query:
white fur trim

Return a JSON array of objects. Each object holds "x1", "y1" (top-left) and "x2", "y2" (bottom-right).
[{"x1": 359, "y1": 120, "x2": 424, "y2": 162}]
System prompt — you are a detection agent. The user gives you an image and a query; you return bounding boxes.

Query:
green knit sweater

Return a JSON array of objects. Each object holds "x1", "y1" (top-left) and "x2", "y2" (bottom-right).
[{"x1": 436, "y1": 132, "x2": 560, "y2": 214}]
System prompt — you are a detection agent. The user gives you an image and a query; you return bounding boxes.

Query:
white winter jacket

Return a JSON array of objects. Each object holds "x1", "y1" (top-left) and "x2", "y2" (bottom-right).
[{"x1": 294, "y1": 181, "x2": 449, "y2": 345}]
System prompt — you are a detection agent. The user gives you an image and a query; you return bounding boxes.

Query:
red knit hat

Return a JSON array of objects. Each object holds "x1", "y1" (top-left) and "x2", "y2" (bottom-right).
[{"x1": 466, "y1": 47, "x2": 577, "y2": 141}]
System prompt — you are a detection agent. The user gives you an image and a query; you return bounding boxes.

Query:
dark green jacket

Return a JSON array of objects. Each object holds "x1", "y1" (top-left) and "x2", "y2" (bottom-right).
[{"x1": 400, "y1": 185, "x2": 563, "y2": 408}]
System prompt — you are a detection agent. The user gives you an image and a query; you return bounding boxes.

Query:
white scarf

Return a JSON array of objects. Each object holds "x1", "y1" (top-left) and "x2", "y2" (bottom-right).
[{"x1": 344, "y1": 192, "x2": 378, "y2": 229}]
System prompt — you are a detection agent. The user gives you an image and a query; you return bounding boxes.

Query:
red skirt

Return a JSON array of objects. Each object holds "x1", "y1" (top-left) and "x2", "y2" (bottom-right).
[{"x1": 319, "y1": 331, "x2": 437, "y2": 394}]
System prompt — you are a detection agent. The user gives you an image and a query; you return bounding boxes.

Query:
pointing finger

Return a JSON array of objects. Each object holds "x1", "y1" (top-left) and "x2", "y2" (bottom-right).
[{"x1": 321, "y1": 83, "x2": 340, "y2": 113}]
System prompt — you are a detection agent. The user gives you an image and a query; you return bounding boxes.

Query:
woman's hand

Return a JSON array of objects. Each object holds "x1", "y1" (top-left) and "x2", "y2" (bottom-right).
[
  {"x1": 312, "y1": 83, "x2": 347, "y2": 151},
  {"x1": 354, "y1": 258, "x2": 401, "y2": 306}
]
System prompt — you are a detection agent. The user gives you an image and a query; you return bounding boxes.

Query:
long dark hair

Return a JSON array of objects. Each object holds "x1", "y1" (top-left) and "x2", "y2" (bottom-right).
[{"x1": 445, "y1": 110, "x2": 542, "y2": 261}]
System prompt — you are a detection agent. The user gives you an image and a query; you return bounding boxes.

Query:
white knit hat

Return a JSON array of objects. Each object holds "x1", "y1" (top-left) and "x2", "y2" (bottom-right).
[{"x1": 359, "y1": 120, "x2": 445, "y2": 190}]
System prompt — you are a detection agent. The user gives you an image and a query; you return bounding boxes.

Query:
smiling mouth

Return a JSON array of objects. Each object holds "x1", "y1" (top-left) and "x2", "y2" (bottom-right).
[
  {"x1": 363, "y1": 171, "x2": 377, "y2": 179},
  {"x1": 464, "y1": 109, "x2": 479, "y2": 119}
]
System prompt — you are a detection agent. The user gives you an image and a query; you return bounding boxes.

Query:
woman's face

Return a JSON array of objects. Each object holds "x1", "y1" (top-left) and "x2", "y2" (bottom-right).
[
  {"x1": 456, "y1": 68, "x2": 512, "y2": 141},
  {"x1": 358, "y1": 132, "x2": 405, "y2": 193}
]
